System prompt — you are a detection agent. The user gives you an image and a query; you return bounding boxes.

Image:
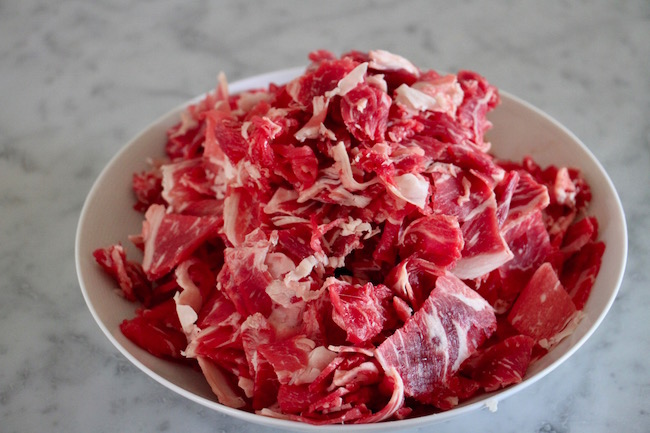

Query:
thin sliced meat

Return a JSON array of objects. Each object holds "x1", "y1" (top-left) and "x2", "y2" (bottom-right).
[
  {"x1": 141, "y1": 204, "x2": 222, "y2": 281},
  {"x1": 468, "y1": 334, "x2": 535, "y2": 392},
  {"x1": 375, "y1": 273, "x2": 496, "y2": 408},
  {"x1": 93, "y1": 244, "x2": 151, "y2": 303},
  {"x1": 507, "y1": 263, "x2": 579, "y2": 349},
  {"x1": 452, "y1": 195, "x2": 513, "y2": 280},
  {"x1": 328, "y1": 279, "x2": 392, "y2": 345},
  {"x1": 561, "y1": 241, "x2": 605, "y2": 310},
  {"x1": 398, "y1": 214, "x2": 464, "y2": 268}
]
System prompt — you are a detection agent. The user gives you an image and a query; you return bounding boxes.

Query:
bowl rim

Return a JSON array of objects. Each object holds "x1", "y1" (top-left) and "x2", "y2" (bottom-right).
[{"x1": 75, "y1": 67, "x2": 628, "y2": 431}]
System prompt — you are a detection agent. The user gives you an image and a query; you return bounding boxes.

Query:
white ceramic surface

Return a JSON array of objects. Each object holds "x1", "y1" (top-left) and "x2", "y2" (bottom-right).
[{"x1": 75, "y1": 68, "x2": 627, "y2": 432}]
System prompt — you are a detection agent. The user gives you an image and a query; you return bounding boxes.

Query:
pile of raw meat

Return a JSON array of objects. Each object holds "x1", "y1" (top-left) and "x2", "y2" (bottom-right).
[{"x1": 94, "y1": 49, "x2": 605, "y2": 424}]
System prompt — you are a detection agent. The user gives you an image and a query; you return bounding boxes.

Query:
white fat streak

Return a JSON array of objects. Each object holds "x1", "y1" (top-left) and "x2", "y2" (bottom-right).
[
  {"x1": 271, "y1": 216, "x2": 311, "y2": 226},
  {"x1": 538, "y1": 311, "x2": 584, "y2": 350},
  {"x1": 265, "y1": 252, "x2": 295, "y2": 279},
  {"x1": 447, "y1": 288, "x2": 492, "y2": 313},
  {"x1": 328, "y1": 185, "x2": 374, "y2": 208},
  {"x1": 452, "y1": 248, "x2": 514, "y2": 280},
  {"x1": 326, "y1": 255, "x2": 346, "y2": 270},
  {"x1": 463, "y1": 193, "x2": 497, "y2": 222},
  {"x1": 240, "y1": 120, "x2": 252, "y2": 141},
  {"x1": 266, "y1": 280, "x2": 299, "y2": 306},
  {"x1": 205, "y1": 151, "x2": 237, "y2": 200},
  {"x1": 266, "y1": 255, "x2": 323, "y2": 307},
  {"x1": 174, "y1": 292, "x2": 199, "y2": 337},
  {"x1": 328, "y1": 345, "x2": 376, "y2": 357},
  {"x1": 169, "y1": 110, "x2": 198, "y2": 138},
  {"x1": 216, "y1": 72, "x2": 229, "y2": 102},
  {"x1": 242, "y1": 159, "x2": 262, "y2": 183},
  {"x1": 332, "y1": 361, "x2": 379, "y2": 387},
  {"x1": 392, "y1": 261, "x2": 415, "y2": 303},
  {"x1": 366, "y1": 73, "x2": 388, "y2": 93},
  {"x1": 236, "y1": 90, "x2": 272, "y2": 113},
  {"x1": 325, "y1": 62, "x2": 368, "y2": 98},
  {"x1": 222, "y1": 191, "x2": 241, "y2": 247},
  {"x1": 451, "y1": 320, "x2": 470, "y2": 371},
  {"x1": 331, "y1": 141, "x2": 379, "y2": 191},
  {"x1": 296, "y1": 63, "x2": 368, "y2": 141},
  {"x1": 197, "y1": 356, "x2": 246, "y2": 408},
  {"x1": 267, "y1": 303, "x2": 306, "y2": 340},
  {"x1": 412, "y1": 78, "x2": 464, "y2": 113},
  {"x1": 338, "y1": 217, "x2": 374, "y2": 238},
  {"x1": 429, "y1": 161, "x2": 462, "y2": 178},
  {"x1": 413, "y1": 75, "x2": 463, "y2": 96},
  {"x1": 289, "y1": 255, "x2": 320, "y2": 280},
  {"x1": 263, "y1": 187, "x2": 299, "y2": 214},
  {"x1": 174, "y1": 259, "x2": 203, "y2": 312},
  {"x1": 160, "y1": 158, "x2": 196, "y2": 209},
  {"x1": 141, "y1": 204, "x2": 165, "y2": 274},
  {"x1": 421, "y1": 303, "x2": 450, "y2": 381},
  {"x1": 401, "y1": 216, "x2": 460, "y2": 247},
  {"x1": 291, "y1": 346, "x2": 338, "y2": 386},
  {"x1": 457, "y1": 176, "x2": 472, "y2": 206},
  {"x1": 554, "y1": 167, "x2": 577, "y2": 206},
  {"x1": 238, "y1": 377, "x2": 254, "y2": 399},
  {"x1": 356, "y1": 97, "x2": 368, "y2": 112},
  {"x1": 285, "y1": 76, "x2": 302, "y2": 104},
  {"x1": 294, "y1": 95, "x2": 330, "y2": 142},
  {"x1": 385, "y1": 172, "x2": 429, "y2": 209},
  {"x1": 394, "y1": 84, "x2": 442, "y2": 112},
  {"x1": 391, "y1": 142, "x2": 427, "y2": 162},
  {"x1": 274, "y1": 337, "x2": 317, "y2": 385},
  {"x1": 296, "y1": 177, "x2": 339, "y2": 203},
  {"x1": 369, "y1": 50, "x2": 419, "y2": 76}
]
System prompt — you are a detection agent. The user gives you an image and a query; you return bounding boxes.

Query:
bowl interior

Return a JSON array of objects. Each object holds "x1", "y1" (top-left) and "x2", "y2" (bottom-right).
[{"x1": 75, "y1": 68, "x2": 627, "y2": 431}]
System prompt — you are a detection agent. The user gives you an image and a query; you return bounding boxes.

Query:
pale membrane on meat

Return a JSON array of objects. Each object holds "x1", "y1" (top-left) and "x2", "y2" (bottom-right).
[
  {"x1": 394, "y1": 84, "x2": 453, "y2": 115},
  {"x1": 411, "y1": 74, "x2": 464, "y2": 117},
  {"x1": 140, "y1": 204, "x2": 166, "y2": 275},
  {"x1": 332, "y1": 361, "x2": 380, "y2": 387},
  {"x1": 325, "y1": 62, "x2": 368, "y2": 98},
  {"x1": 198, "y1": 356, "x2": 247, "y2": 408},
  {"x1": 383, "y1": 172, "x2": 430, "y2": 209},
  {"x1": 553, "y1": 167, "x2": 577, "y2": 206},
  {"x1": 294, "y1": 96, "x2": 334, "y2": 142},
  {"x1": 452, "y1": 235, "x2": 514, "y2": 279},
  {"x1": 331, "y1": 141, "x2": 379, "y2": 191},
  {"x1": 168, "y1": 110, "x2": 198, "y2": 138},
  {"x1": 368, "y1": 49, "x2": 420, "y2": 76},
  {"x1": 173, "y1": 259, "x2": 204, "y2": 337},
  {"x1": 222, "y1": 190, "x2": 242, "y2": 246}
]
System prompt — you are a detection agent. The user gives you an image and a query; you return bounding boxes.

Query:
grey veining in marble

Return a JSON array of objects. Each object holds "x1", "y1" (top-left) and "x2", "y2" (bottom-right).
[{"x1": 1, "y1": 1, "x2": 649, "y2": 432}]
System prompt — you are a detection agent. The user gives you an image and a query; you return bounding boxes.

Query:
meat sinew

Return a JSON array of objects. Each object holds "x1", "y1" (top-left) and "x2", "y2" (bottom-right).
[{"x1": 94, "y1": 49, "x2": 605, "y2": 424}]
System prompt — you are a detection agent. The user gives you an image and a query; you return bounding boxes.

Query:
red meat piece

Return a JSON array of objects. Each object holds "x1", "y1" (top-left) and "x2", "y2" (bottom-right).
[
  {"x1": 120, "y1": 299, "x2": 187, "y2": 361},
  {"x1": 469, "y1": 335, "x2": 535, "y2": 392},
  {"x1": 340, "y1": 83, "x2": 392, "y2": 142},
  {"x1": 375, "y1": 273, "x2": 496, "y2": 409},
  {"x1": 140, "y1": 204, "x2": 222, "y2": 281},
  {"x1": 398, "y1": 214, "x2": 464, "y2": 268},
  {"x1": 93, "y1": 244, "x2": 151, "y2": 303},
  {"x1": 328, "y1": 280, "x2": 392, "y2": 344},
  {"x1": 507, "y1": 263, "x2": 578, "y2": 348},
  {"x1": 132, "y1": 168, "x2": 164, "y2": 212},
  {"x1": 561, "y1": 241, "x2": 605, "y2": 310}
]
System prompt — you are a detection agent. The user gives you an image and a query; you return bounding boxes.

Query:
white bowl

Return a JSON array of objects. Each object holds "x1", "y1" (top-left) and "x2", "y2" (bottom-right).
[{"x1": 75, "y1": 68, "x2": 627, "y2": 432}]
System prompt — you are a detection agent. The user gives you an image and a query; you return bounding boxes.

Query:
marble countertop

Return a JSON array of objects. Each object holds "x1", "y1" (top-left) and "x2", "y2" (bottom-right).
[{"x1": 1, "y1": 1, "x2": 648, "y2": 432}]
